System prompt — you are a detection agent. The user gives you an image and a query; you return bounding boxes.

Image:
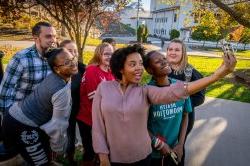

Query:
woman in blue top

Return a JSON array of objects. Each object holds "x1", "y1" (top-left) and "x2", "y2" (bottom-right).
[
  {"x1": 144, "y1": 50, "x2": 192, "y2": 166},
  {"x1": 2, "y1": 48, "x2": 78, "y2": 165}
]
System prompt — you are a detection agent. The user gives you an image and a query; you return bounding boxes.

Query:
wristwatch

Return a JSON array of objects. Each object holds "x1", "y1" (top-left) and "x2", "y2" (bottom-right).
[{"x1": 183, "y1": 82, "x2": 188, "y2": 93}]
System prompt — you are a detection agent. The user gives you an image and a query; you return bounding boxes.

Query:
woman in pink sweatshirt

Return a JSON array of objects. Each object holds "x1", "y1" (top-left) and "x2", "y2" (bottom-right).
[{"x1": 92, "y1": 44, "x2": 236, "y2": 166}]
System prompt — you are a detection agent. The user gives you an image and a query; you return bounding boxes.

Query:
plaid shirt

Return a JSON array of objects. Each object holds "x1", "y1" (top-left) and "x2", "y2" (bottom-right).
[{"x1": 0, "y1": 45, "x2": 51, "y2": 112}]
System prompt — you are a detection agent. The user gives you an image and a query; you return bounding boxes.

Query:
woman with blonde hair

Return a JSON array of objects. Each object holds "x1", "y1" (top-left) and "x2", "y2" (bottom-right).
[
  {"x1": 77, "y1": 42, "x2": 114, "y2": 165},
  {"x1": 166, "y1": 39, "x2": 205, "y2": 165}
]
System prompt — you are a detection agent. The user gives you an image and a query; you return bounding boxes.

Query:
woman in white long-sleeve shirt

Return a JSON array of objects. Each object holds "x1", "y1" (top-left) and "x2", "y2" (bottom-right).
[{"x1": 2, "y1": 48, "x2": 78, "y2": 165}]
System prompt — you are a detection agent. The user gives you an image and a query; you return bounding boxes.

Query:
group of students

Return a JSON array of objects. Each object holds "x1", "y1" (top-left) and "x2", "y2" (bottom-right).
[{"x1": 0, "y1": 21, "x2": 236, "y2": 166}]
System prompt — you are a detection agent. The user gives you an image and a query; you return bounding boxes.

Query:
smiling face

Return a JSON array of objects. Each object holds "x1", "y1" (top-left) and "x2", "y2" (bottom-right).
[
  {"x1": 34, "y1": 26, "x2": 57, "y2": 52},
  {"x1": 63, "y1": 42, "x2": 78, "y2": 57},
  {"x1": 121, "y1": 52, "x2": 144, "y2": 84},
  {"x1": 166, "y1": 42, "x2": 183, "y2": 66},
  {"x1": 54, "y1": 49, "x2": 78, "y2": 80},
  {"x1": 100, "y1": 45, "x2": 114, "y2": 67},
  {"x1": 146, "y1": 52, "x2": 172, "y2": 77}
]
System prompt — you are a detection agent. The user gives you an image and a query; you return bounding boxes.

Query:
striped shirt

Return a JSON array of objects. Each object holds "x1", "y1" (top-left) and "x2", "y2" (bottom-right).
[{"x1": 0, "y1": 45, "x2": 51, "y2": 112}]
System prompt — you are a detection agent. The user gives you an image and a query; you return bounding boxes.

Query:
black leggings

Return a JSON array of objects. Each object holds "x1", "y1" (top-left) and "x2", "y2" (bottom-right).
[
  {"x1": 2, "y1": 112, "x2": 51, "y2": 165},
  {"x1": 77, "y1": 120, "x2": 95, "y2": 161}
]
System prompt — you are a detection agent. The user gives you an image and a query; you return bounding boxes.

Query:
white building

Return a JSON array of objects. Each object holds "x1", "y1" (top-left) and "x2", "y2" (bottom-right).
[
  {"x1": 119, "y1": 2, "x2": 152, "y2": 30},
  {"x1": 149, "y1": 0, "x2": 195, "y2": 40}
]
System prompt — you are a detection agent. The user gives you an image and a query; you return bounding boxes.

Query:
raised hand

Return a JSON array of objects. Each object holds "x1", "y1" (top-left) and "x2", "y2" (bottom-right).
[{"x1": 214, "y1": 52, "x2": 237, "y2": 79}]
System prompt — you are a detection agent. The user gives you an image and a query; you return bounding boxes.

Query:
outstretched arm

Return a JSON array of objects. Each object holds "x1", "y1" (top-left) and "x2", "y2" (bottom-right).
[{"x1": 187, "y1": 53, "x2": 236, "y2": 95}]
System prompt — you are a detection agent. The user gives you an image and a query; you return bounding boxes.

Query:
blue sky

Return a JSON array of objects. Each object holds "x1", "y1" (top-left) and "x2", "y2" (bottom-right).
[{"x1": 132, "y1": 0, "x2": 151, "y2": 10}]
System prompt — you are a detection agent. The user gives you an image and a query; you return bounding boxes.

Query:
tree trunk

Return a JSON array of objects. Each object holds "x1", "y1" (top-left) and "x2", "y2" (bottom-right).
[
  {"x1": 81, "y1": 33, "x2": 89, "y2": 62},
  {"x1": 75, "y1": 32, "x2": 83, "y2": 63},
  {"x1": 61, "y1": 24, "x2": 66, "y2": 37}
]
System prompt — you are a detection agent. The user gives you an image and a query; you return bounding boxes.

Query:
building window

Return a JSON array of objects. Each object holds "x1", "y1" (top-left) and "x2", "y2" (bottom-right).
[
  {"x1": 165, "y1": 18, "x2": 168, "y2": 23},
  {"x1": 174, "y1": 14, "x2": 177, "y2": 22}
]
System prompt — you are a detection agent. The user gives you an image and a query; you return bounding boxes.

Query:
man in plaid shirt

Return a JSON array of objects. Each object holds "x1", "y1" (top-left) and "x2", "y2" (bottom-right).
[{"x1": 0, "y1": 22, "x2": 57, "y2": 113}]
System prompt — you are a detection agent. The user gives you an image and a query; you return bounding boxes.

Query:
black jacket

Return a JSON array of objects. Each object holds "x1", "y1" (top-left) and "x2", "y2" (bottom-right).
[{"x1": 71, "y1": 62, "x2": 86, "y2": 116}]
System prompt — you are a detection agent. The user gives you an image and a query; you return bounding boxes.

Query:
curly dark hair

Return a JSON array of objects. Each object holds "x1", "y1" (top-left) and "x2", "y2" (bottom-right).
[{"x1": 110, "y1": 44, "x2": 145, "y2": 80}]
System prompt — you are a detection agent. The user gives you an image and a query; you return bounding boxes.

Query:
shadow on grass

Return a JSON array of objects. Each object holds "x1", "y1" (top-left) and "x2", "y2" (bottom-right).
[{"x1": 205, "y1": 79, "x2": 250, "y2": 103}]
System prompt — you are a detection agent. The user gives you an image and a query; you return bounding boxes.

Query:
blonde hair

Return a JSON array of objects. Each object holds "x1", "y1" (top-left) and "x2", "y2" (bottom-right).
[
  {"x1": 167, "y1": 39, "x2": 188, "y2": 72},
  {"x1": 89, "y1": 42, "x2": 112, "y2": 65}
]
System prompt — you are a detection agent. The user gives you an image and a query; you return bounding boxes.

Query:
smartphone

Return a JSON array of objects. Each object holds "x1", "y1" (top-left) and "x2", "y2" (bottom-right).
[{"x1": 220, "y1": 39, "x2": 235, "y2": 54}]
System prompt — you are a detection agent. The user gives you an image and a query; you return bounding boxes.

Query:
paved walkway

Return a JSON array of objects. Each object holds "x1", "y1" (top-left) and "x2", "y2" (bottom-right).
[{"x1": 185, "y1": 97, "x2": 250, "y2": 166}]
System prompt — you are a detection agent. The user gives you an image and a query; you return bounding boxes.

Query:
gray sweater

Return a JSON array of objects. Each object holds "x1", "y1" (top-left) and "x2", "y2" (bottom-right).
[{"x1": 9, "y1": 73, "x2": 72, "y2": 152}]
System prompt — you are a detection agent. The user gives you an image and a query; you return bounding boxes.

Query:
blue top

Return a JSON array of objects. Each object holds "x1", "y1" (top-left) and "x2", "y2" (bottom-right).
[{"x1": 147, "y1": 78, "x2": 192, "y2": 158}]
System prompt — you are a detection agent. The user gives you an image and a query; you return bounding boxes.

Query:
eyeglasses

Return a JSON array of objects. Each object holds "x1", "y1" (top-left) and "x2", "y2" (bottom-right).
[{"x1": 56, "y1": 56, "x2": 78, "y2": 67}]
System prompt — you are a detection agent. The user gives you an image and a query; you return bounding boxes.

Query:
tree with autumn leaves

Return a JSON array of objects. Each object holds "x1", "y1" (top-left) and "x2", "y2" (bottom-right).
[
  {"x1": 0, "y1": 0, "x2": 130, "y2": 61},
  {"x1": 191, "y1": 1, "x2": 250, "y2": 49}
]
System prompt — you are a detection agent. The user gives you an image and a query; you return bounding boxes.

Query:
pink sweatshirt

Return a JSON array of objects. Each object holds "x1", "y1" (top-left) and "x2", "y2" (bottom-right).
[{"x1": 92, "y1": 80, "x2": 188, "y2": 163}]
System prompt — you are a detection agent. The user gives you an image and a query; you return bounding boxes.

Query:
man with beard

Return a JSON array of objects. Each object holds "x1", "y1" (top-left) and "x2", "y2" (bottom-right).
[
  {"x1": 0, "y1": 22, "x2": 56, "y2": 162},
  {"x1": 0, "y1": 21, "x2": 57, "y2": 113}
]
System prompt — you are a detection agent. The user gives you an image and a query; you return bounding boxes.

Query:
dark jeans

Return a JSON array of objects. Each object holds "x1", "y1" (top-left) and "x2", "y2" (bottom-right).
[
  {"x1": 77, "y1": 120, "x2": 95, "y2": 161},
  {"x1": 111, "y1": 154, "x2": 151, "y2": 166},
  {"x1": 2, "y1": 112, "x2": 51, "y2": 165}
]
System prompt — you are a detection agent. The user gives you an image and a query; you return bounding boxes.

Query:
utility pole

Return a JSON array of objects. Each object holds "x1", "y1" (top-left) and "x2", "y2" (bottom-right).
[{"x1": 136, "y1": 0, "x2": 141, "y2": 31}]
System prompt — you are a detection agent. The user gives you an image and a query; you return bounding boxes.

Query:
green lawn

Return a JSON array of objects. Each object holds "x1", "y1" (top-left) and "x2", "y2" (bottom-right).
[
  {"x1": 85, "y1": 37, "x2": 127, "y2": 48},
  {"x1": 188, "y1": 56, "x2": 250, "y2": 103},
  {"x1": 82, "y1": 52, "x2": 250, "y2": 102},
  {"x1": 1, "y1": 46, "x2": 250, "y2": 103},
  {"x1": 203, "y1": 48, "x2": 250, "y2": 58}
]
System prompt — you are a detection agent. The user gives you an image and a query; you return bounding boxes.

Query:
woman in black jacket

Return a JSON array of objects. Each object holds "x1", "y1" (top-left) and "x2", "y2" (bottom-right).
[{"x1": 166, "y1": 39, "x2": 205, "y2": 165}]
